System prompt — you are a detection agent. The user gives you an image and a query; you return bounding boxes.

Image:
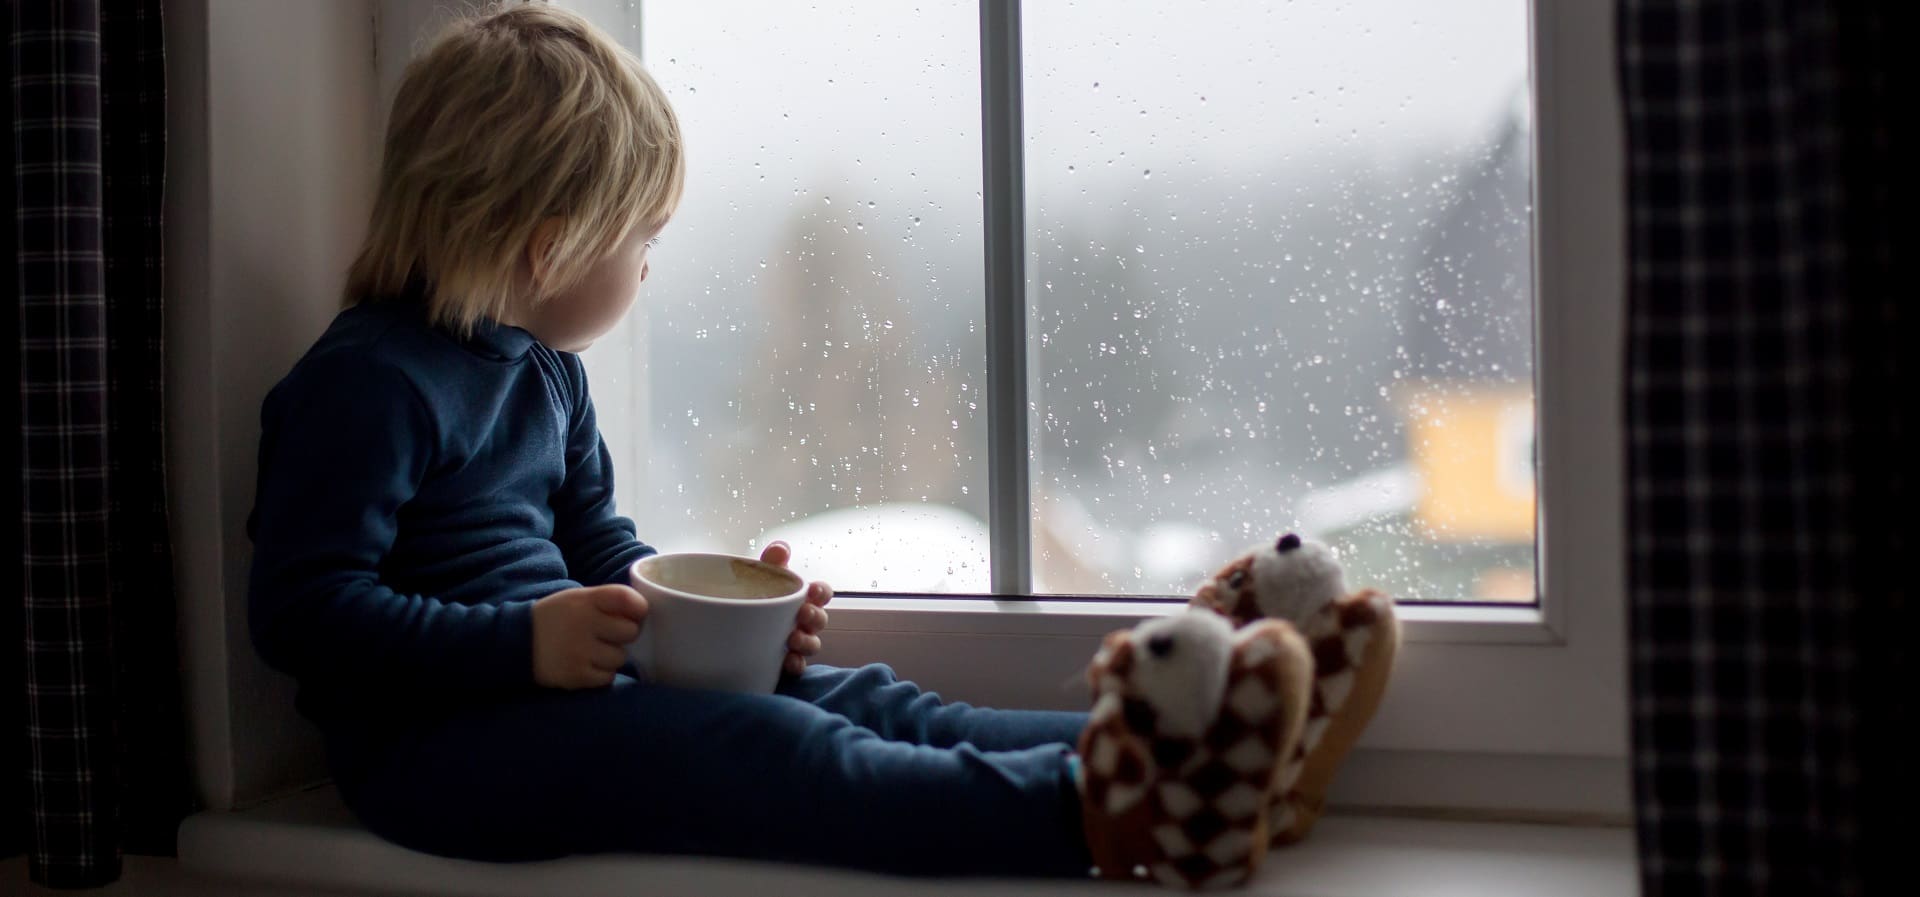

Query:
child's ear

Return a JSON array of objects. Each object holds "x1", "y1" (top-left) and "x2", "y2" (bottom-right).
[{"x1": 525, "y1": 217, "x2": 566, "y2": 288}]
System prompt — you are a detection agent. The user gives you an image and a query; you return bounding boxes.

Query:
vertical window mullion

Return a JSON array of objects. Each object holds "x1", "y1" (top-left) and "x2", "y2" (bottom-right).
[{"x1": 979, "y1": 0, "x2": 1032, "y2": 596}]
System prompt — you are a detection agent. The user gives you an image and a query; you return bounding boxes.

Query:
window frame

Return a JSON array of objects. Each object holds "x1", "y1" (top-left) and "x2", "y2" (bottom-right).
[{"x1": 587, "y1": 0, "x2": 1628, "y2": 804}]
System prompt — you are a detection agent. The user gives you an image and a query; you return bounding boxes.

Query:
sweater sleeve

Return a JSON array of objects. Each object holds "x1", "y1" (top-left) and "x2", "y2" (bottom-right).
[
  {"x1": 550, "y1": 354, "x2": 657, "y2": 587},
  {"x1": 247, "y1": 350, "x2": 535, "y2": 695}
]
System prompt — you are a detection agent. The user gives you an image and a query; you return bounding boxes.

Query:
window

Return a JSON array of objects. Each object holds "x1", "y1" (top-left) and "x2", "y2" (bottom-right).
[
  {"x1": 572, "y1": 0, "x2": 1628, "y2": 792},
  {"x1": 578, "y1": 1, "x2": 994, "y2": 594},
  {"x1": 1022, "y1": 2, "x2": 1534, "y2": 600},
  {"x1": 585, "y1": 0, "x2": 1539, "y2": 604}
]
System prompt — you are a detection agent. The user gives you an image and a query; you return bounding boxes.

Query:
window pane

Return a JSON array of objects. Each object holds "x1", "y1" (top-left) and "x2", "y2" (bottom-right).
[
  {"x1": 582, "y1": 2, "x2": 991, "y2": 592},
  {"x1": 1023, "y1": 1, "x2": 1535, "y2": 601}
]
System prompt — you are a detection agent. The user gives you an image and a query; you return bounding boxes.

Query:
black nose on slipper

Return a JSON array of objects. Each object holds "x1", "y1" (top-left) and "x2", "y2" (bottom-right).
[
  {"x1": 1146, "y1": 633, "x2": 1175, "y2": 658},
  {"x1": 1277, "y1": 533, "x2": 1303, "y2": 552}
]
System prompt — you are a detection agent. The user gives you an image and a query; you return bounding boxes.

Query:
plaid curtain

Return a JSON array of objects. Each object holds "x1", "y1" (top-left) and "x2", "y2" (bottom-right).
[
  {"x1": 1622, "y1": 2, "x2": 1910, "y2": 896},
  {"x1": 10, "y1": 0, "x2": 189, "y2": 888}
]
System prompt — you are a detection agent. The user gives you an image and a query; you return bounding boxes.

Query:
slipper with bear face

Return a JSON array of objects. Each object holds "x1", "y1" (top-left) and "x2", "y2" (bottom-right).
[
  {"x1": 1077, "y1": 611, "x2": 1313, "y2": 889},
  {"x1": 1192, "y1": 533, "x2": 1401, "y2": 845}
]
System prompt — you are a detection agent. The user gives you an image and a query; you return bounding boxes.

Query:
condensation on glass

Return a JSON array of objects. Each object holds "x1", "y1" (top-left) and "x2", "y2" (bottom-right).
[
  {"x1": 582, "y1": 1, "x2": 993, "y2": 593},
  {"x1": 1023, "y1": 1, "x2": 1537, "y2": 601},
  {"x1": 582, "y1": 0, "x2": 1535, "y2": 602}
]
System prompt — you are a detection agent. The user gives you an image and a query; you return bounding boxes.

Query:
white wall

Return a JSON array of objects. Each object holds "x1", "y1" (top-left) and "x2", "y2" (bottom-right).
[{"x1": 166, "y1": 0, "x2": 380, "y2": 809}]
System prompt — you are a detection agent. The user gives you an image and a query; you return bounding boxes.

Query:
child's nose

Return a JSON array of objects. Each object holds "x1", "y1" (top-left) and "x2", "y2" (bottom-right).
[{"x1": 640, "y1": 261, "x2": 650, "y2": 282}]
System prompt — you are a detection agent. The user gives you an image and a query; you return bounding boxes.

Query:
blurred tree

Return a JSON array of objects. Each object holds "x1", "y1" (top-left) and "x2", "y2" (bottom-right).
[{"x1": 707, "y1": 208, "x2": 986, "y2": 548}]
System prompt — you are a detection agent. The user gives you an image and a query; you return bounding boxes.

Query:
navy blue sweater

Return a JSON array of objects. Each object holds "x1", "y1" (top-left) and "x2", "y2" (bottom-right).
[{"x1": 247, "y1": 298, "x2": 655, "y2": 722}]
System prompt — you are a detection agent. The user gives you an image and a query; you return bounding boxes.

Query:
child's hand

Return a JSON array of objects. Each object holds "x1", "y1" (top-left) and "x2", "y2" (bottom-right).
[
  {"x1": 531, "y1": 584, "x2": 648, "y2": 689},
  {"x1": 759, "y1": 541, "x2": 833, "y2": 676}
]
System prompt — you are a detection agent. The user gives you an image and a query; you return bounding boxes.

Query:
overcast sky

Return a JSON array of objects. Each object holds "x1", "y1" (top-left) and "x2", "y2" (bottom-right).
[{"x1": 594, "y1": 0, "x2": 1532, "y2": 320}]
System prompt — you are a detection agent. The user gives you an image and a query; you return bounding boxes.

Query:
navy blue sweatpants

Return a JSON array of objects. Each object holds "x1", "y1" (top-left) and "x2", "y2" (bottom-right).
[{"x1": 330, "y1": 664, "x2": 1092, "y2": 877}]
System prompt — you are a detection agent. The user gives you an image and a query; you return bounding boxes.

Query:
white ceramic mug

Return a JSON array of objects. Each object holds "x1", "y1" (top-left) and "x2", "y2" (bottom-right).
[{"x1": 625, "y1": 553, "x2": 808, "y2": 694}]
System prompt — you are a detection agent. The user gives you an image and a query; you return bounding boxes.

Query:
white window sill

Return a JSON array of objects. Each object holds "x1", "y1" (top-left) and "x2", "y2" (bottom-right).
[
  {"x1": 827, "y1": 595, "x2": 1560, "y2": 644},
  {"x1": 177, "y1": 786, "x2": 1635, "y2": 897}
]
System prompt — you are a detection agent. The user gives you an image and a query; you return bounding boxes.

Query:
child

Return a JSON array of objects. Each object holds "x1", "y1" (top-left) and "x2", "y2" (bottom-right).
[{"x1": 249, "y1": 4, "x2": 1353, "y2": 887}]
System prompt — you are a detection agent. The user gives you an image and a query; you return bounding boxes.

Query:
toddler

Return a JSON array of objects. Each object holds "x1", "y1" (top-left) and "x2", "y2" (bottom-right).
[{"x1": 249, "y1": 4, "x2": 1377, "y2": 887}]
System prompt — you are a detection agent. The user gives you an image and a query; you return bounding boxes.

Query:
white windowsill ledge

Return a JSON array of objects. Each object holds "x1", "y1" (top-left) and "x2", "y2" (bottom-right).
[{"x1": 178, "y1": 787, "x2": 1636, "y2": 897}]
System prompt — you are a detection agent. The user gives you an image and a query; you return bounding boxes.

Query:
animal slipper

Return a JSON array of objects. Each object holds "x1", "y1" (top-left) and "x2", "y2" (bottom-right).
[
  {"x1": 1078, "y1": 611, "x2": 1314, "y2": 889},
  {"x1": 1192, "y1": 533, "x2": 1401, "y2": 845}
]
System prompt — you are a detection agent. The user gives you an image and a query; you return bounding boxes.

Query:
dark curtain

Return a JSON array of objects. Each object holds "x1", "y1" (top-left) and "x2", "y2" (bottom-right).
[
  {"x1": 11, "y1": 0, "x2": 190, "y2": 888},
  {"x1": 1622, "y1": 2, "x2": 1911, "y2": 896},
  {"x1": 2, "y1": 0, "x2": 19, "y2": 870}
]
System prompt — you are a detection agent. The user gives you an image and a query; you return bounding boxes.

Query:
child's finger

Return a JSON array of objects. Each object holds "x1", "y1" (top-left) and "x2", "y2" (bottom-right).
[
  {"x1": 591, "y1": 585, "x2": 648, "y2": 622},
  {"x1": 784, "y1": 653, "x2": 806, "y2": 676},
  {"x1": 596, "y1": 615, "x2": 642, "y2": 645},
  {"x1": 807, "y1": 582, "x2": 833, "y2": 607},
  {"x1": 588, "y1": 643, "x2": 627, "y2": 672},
  {"x1": 760, "y1": 541, "x2": 792, "y2": 568},
  {"x1": 787, "y1": 631, "x2": 822, "y2": 656},
  {"x1": 794, "y1": 604, "x2": 828, "y2": 633}
]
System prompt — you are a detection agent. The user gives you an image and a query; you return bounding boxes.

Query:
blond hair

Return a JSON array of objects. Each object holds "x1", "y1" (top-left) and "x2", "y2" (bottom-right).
[{"x1": 346, "y1": 2, "x2": 683, "y2": 333}]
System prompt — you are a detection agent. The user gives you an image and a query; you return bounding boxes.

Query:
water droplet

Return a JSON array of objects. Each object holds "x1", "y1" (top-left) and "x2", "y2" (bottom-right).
[{"x1": 1142, "y1": 169, "x2": 1152, "y2": 179}]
